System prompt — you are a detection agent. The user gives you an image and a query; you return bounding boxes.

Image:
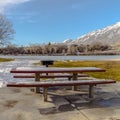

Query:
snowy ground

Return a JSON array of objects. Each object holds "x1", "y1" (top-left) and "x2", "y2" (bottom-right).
[{"x1": 0, "y1": 59, "x2": 40, "y2": 87}]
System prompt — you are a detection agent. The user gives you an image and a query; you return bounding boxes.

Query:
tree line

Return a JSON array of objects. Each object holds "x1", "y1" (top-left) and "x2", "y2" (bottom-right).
[{"x1": 0, "y1": 42, "x2": 111, "y2": 55}]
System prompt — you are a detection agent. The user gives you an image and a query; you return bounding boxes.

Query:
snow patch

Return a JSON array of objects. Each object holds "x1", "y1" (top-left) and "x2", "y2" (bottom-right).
[{"x1": 0, "y1": 81, "x2": 7, "y2": 88}]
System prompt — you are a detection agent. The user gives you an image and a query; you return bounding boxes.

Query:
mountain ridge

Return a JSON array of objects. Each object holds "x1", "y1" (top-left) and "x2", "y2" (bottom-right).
[{"x1": 63, "y1": 22, "x2": 120, "y2": 48}]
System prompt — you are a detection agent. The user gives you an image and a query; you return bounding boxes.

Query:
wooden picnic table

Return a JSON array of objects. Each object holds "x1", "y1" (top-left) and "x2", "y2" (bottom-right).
[
  {"x1": 10, "y1": 67, "x2": 106, "y2": 92},
  {"x1": 9, "y1": 67, "x2": 117, "y2": 102},
  {"x1": 10, "y1": 67, "x2": 105, "y2": 81}
]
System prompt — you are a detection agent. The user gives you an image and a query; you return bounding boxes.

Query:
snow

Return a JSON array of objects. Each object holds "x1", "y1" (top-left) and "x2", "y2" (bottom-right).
[
  {"x1": 114, "y1": 22, "x2": 120, "y2": 27},
  {"x1": 63, "y1": 39, "x2": 73, "y2": 43},
  {"x1": 0, "y1": 60, "x2": 39, "y2": 88},
  {"x1": 64, "y1": 22, "x2": 120, "y2": 45}
]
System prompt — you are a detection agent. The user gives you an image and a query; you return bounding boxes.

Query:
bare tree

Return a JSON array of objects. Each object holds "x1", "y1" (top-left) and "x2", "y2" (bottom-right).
[
  {"x1": 67, "y1": 44, "x2": 78, "y2": 55},
  {"x1": 0, "y1": 14, "x2": 14, "y2": 46}
]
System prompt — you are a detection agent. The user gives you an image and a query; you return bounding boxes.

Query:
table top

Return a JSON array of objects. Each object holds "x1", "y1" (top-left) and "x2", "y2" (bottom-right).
[{"x1": 10, "y1": 67, "x2": 105, "y2": 73}]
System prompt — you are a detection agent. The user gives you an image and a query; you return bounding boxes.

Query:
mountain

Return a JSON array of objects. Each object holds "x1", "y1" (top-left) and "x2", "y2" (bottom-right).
[
  {"x1": 64, "y1": 22, "x2": 120, "y2": 48},
  {"x1": 63, "y1": 39, "x2": 73, "y2": 44}
]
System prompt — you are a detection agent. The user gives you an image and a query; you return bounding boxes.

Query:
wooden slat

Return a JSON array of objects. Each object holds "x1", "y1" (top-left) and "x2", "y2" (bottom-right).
[
  {"x1": 13, "y1": 74, "x2": 89, "y2": 78},
  {"x1": 7, "y1": 79, "x2": 116, "y2": 87},
  {"x1": 10, "y1": 67, "x2": 106, "y2": 73}
]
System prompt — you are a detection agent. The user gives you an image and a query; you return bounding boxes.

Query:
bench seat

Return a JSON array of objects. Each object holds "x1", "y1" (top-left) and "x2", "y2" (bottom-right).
[
  {"x1": 13, "y1": 74, "x2": 89, "y2": 80},
  {"x1": 7, "y1": 79, "x2": 116, "y2": 102}
]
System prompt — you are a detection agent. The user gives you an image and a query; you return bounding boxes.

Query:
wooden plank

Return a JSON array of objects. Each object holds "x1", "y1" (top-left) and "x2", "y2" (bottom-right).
[
  {"x1": 10, "y1": 67, "x2": 106, "y2": 74},
  {"x1": 13, "y1": 74, "x2": 89, "y2": 78},
  {"x1": 7, "y1": 79, "x2": 116, "y2": 87}
]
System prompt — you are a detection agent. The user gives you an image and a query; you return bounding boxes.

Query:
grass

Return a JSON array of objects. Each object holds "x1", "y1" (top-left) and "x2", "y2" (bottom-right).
[
  {"x1": 50, "y1": 60, "x2": 120, "y2": 81},
  {"x1": 34, "y1": 60, "x2": 120, "y2": 81},
  {"x1": 0, "y1": 58, "x2": 14, "y2": 62},
  {"x1": 32, "y1": 61, "x2": 120, "y2": 81}
]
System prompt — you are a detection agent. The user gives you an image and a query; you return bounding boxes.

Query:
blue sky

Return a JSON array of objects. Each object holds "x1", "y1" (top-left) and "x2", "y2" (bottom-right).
[{"x1": 1, "y1": 0, "x2": 120, "y2": 46}]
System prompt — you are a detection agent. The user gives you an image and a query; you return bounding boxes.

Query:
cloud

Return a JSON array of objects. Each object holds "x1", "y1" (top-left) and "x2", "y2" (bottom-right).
[
  {"x1": 0, "y1": 0, "x2": 31, "y2": 13},
  {"x1": 16, "y1": 14, "x2": 37, "y2": 24},
  {"x1": 0, "y1": 0, "x2": 35, "y2": 23}
]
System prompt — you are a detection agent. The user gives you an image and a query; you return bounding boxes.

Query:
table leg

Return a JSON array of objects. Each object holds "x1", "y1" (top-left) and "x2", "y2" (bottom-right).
[
  {"x1": 72, "y1": 73, "x2": 78, "y2": 91},
  {"x1": 35, "y1": 73, "x2": 40, "y2": 93},
  {"x1": 89, "y1": 85, "x2": 94, "y2": 98},
  {"x1": 43, "y1": 87, "x2": 48, "y2": 102}
]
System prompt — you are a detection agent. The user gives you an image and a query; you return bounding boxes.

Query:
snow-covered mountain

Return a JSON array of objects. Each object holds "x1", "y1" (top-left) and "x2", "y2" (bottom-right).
[
  {"x1": 63, "y1": 39, "x2": 73, "y2": 44},
  {"x1": 64, "y1": 22, "x2": 120, "y2": 47}
]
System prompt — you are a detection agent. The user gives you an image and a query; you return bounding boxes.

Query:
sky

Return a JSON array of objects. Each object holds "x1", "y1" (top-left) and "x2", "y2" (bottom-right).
[{"x1": 0, "y1": 0, "x2": 120, "y2": 46}]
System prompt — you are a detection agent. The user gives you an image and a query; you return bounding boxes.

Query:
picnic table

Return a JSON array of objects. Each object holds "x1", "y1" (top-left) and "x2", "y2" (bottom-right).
[
  {"x1": 10, "y1": 67, "x2": 105, "y2": 90},
  {"x1": 10, "y1": 67, "x2": 105, "y2": 82},
  {"x1": 8, "y1": 67, "x2": 116, "y2": 102}
]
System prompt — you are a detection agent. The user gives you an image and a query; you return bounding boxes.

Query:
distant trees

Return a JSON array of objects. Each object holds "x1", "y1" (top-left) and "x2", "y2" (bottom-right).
[
  {"x1": 87, "y1": 42, "x2": 111, "y2": 52},
  {"x1": 0, "y1": 42, "x2": 112, "y2": 55},
  {"x1": 67, "y1": 44, "x2": 78, "y2": 55},
  {"x1": 0, "y1": 14, "x2": 14, "y2": 46}
]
